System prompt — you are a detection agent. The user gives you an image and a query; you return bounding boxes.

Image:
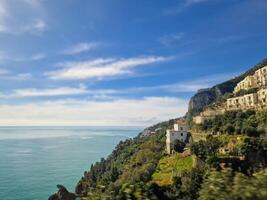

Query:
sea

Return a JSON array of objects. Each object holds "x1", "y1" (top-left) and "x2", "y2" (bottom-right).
[{"x1": 0, "y1": 126, "x2": 142, "y2": 200}]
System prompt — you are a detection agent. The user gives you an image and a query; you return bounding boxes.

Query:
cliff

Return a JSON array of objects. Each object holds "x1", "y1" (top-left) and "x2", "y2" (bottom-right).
[{"x1": 187, "y1": 58, "x2": 267, "y2": 120}]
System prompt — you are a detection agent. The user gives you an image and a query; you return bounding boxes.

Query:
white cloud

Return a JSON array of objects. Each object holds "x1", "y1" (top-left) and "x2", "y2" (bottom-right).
[
  {"x1": 159, "y1": 33, "x2": 184, "y2": 47},
  {"x1": 31, "y1": 53, "x2": 46, "y2": 60},
  {"x1": 46, "y1": 56, "x2": 172, "y2": 80},
  {"x1": 62, "y1": 42, "x2": 98, "y2": 55},
  {"x1": 0, "y1": 0, "x2": 8, "y2": 32},
  {"x1": 185, "y1": 0, "x2": 209, "y2": 6},
  {"x1": 13, "y1": 85, "x2": 88, "y2": 97},
  {"x1": 32, "y1": 19, "x2": 46, "y2": 32},
  {"x1": 2, "y1": 85, "x2": 118, "y2": 98},
  {"x1": 12, "y1": 73, "x2": 32, "y2": 81},
  {"x1": 162, "y1": 73, "x2": 238, "y2": 92},
  {"x1": 0, "y1": 1, "x2": 46, "y2": 34},
  {"x1": 0, "y1": 52, "x2": 46, "y2": 62},
  {"x1": 0, "y1": 68, "x2": 9, "y2": 75},
  {"x1": 117, "y1": 72, "x2": 238, "y2": 93},
  {"x1": 0, "y1": 97, "x2": 188, "y2": 126},
  {"x1": 21, "y1": 19, "x2": 47, "y2": 34},
  {"x1": 0, "y1": 73, "x2": 32, "y2": 81},
  {"x1": 21, "y1": 0, "x2": 40, "y2": 7},
  {"x1": 164, "y1": 0, "x2": 210, "y2": 15}
]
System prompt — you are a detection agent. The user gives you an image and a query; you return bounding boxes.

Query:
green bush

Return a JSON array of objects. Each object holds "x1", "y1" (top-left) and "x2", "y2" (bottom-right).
[
  {"x1": 173, "y1": 140, "x2": 186, "y2": 153},
  {"x1": 199, "y1": 110, "x2": 266, "y2": 136}
]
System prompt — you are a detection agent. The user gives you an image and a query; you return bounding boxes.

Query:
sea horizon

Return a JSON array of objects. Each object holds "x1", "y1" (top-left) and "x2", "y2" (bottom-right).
[{"x1": 0, "y1": 126, "x2": 143, "y2": 200}]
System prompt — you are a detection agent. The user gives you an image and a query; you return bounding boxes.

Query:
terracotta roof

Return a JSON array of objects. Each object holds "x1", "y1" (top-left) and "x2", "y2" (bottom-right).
[{"x1": 176, "y1": 120, "x2": 186, "y2": 125}]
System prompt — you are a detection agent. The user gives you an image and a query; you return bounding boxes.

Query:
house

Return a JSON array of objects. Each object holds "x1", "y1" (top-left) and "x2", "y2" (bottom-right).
[
  {"x1": 234, "y1": 66, "x2": 267, "y2": 93},
  {"x1": 166, "y1": 120, "x2": 189, "y2": 154},
  {"x1": 193, "y1": 115, "x2": 206, "y2": 124},
  {"x1": 227, "y1": 93, "x2": 258, "y2": 110},
  {"x1": 234, "y1": 75, "x2": 256, "y2": 93}
]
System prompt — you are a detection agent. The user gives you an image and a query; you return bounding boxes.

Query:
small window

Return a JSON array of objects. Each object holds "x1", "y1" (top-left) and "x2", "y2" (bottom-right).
[
  {"x1": 181, "y1": 133, "x2": 183, "y2": 136},
  {"x1": 180, "y1": 127, "x2": 183, "y2": 131}
]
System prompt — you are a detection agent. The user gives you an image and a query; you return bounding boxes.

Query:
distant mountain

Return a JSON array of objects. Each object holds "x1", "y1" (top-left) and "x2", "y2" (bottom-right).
[{"x1": 187, "y1": 58, "x2": 267, "y2": 120}]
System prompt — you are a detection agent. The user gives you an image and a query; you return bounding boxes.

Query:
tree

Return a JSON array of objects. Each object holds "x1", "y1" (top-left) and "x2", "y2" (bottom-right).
[
  {"x1": 173, "y1": 140, "x2": 186, "y2": 153},
  {"x1": 199, "y1": 168, "x2": 267, "y2": 200},
  {"x1": 191, "y1": 137, "x2": 222, "y2": 160}
]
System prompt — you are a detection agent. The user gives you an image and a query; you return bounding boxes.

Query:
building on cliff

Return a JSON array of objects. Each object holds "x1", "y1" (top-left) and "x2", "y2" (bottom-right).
[
  {"x1": 193, "y1": 65, "x2": 267, "y2": 124},
  {"x1": 227, "y1": 88, "x2": 267, "y2": 110},
  {"x1": 166, "y1": 120, "x2": 189, "y2": 154},
  {"x1": 234, "y1": 66, "x2": 267, "y2": 93}
]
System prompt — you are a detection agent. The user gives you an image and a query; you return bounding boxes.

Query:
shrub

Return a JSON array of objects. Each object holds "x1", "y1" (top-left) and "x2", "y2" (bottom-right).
[{"x1": 173, "y1": 140, "x2": 186, "y2": 153}]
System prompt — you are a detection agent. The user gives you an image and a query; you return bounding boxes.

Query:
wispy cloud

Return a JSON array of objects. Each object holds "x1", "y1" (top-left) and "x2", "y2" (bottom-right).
[
  {"x1": 0, "y1": 72, "x2": 32, "y2": 81},
  {"x1": 117, "y1": 72, "x2": 239, "y2": 94},
  {"x1": 31, "y1": 19, "x2": 46, "y2": 32},
  {"x1": 185, "y1": 0, "x2": 209, "y2": 6},
  {"x1": 10, "y1": 73, "x2": 33, "y2": 81},
  {"x1": 0, "y1": 68, "x2": 9, "y2": 75},
  {"x1": 2, "y1": 85, "x2": 117, "y2": 98},
  {"x1": 162, "y1": 72, "x2": 238, "y2": 92},
  {"x1": 62, "y1": 42, "x2": 99, "y2": 55},
  {"x1": 12, "y1": 85, "x2": 88, "y2": 97},
  {"x1": 164, "y1": 0, "x2": 210, "y2": 15},
  {"x1": 159, "y1": 33, "x2": 184, "y2": 47},
  {"x1": 0, "y1": 51, "x2": 46, "y2": 62},
  {"x1": 46, "y1": 56, "x2": 173, "y2": 80},
  {"x1": 0, "y1": 1, "x2": 46, "y2": 35},
  {"x1": 21, "y1": 0, "x2": 41, "y2": 7},
  {"x1": 0, "y1": 0, "x2": 8, "y2": 32},
  {"x1": 31, "y1": 53, "x2": 46, "y2": 61},
  {"x1": 0, "y1": 97, "x2": 188, "y2": 126},
  {"x1": 0, "y1": 71, "x2": 236, "y2": 99}
]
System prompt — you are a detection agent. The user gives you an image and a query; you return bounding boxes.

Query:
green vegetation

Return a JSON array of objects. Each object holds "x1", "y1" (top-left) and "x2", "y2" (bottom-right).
[
  {"x1": 234, "y1": 87, "x2": 258, "y2": 97},
  {"x1": 65, "y1": 113, "x2": 267, "y2": 200},
  {"x1": 198, "y1": 110, "x2": 267, "y2": 136},
  {"x1": 152, "y1": 153, "x2": 196, "y2": 186},
  {"x1": 199, "y1": 168, "x2": 267, "y2": 200},
  {"x1": 75, "y1": 120, "x2": 171, "y2": 199},
  {"x1": 173, "y1": 140, "x2": 186, "y2": 153}
]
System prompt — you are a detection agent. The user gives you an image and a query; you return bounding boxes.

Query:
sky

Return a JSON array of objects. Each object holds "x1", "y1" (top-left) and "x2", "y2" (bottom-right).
[{"x1": 0, "y1": 0, "x2": 267, "y2": 126}]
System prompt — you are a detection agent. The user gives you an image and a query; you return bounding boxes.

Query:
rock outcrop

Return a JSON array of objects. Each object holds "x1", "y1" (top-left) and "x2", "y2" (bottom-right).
[{"x1": 48, "y1": 185, "x2": 76, "y2": 200}]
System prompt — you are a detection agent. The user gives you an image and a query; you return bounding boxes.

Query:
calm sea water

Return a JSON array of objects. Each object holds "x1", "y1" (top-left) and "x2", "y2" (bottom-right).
[{"x1": 0, "y1": 126, "x2": 142, "y2": 200}]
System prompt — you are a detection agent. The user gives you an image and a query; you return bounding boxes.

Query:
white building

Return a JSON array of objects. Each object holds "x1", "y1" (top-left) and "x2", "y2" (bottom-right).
[{"x1": 166, "y1": 120, "x2": 189, "y2": 154}]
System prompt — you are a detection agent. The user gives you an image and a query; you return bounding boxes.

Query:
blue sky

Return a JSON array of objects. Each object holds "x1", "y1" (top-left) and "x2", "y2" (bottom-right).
[{"x1": 0, "y1": 0, "x2": 267, "y2": 126}]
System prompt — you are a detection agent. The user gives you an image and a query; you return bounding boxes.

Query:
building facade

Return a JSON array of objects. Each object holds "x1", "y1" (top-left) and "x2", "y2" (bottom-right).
[
  {"x1": 227, "y1": 93, "x2": 258, "y2": 110},
  {"x1": 234, "y1": 66, "x2": 267, "y2": 93},
  {"x1": 166, "y1": 121, "x2": 188, "y2": 154},
  {"x1": 227, "y1": 89, "x2": 267, "y2": 110},
  {"x1": 234, "y1": 75, "x2": 256, "y2": 93}
]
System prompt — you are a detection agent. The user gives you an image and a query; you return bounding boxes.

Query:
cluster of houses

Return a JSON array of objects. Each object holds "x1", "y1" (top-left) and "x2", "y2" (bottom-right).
[
  {"x1": 193, "y1": 66, "x2": 267, "y2": 124},
  {"x1": 227, "y1": 66, "x2": 267, "y2": 110}
]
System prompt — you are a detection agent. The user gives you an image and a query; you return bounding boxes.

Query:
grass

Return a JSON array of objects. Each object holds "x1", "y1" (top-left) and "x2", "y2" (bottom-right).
[
  {"x1": 191, "y1": 132, "x2": 207, "y2": 142},
  {"x1": 152, "y1": 153, "x2": 196, "y2": 186}
]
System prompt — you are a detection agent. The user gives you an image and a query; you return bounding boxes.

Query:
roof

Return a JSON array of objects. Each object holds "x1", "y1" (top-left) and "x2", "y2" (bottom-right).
[{"x1": 176, "y1": 120, "x2": 186, "y2": 125}]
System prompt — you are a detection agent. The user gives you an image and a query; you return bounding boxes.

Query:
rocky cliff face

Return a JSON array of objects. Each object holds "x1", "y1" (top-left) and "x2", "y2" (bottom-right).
[
  {"x1": 48, "y1": 185, "x2": 76, "y2": 200},
  {"x1": 187, "y1": 59, "x2": 267, "y2": 119}
]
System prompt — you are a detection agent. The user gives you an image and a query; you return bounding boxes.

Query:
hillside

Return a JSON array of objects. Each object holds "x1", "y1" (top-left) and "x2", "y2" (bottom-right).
[{"x1": 49, "y1": 59, "x2": 267, "y2": 200}]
